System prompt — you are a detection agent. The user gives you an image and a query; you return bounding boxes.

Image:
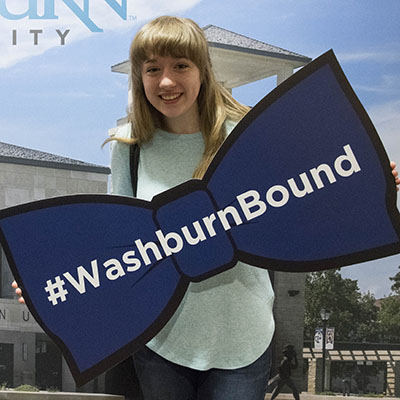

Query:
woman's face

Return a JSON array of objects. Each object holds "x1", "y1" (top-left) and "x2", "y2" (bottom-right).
[{"x1": 141, "y1": 55, "x2": 201, "y2": 134}]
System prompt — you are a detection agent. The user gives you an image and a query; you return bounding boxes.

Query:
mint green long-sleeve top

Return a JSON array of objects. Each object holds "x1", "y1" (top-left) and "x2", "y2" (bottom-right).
[{"x1": 110, "y1": 121, "x2": 275, "y2": 371}]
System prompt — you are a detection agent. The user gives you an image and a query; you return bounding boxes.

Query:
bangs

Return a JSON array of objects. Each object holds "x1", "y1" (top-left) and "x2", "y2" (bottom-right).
[
  {"x1": 143, "y1": 33, "x2": 200, "y2": 62},
  {"x1": 131, "y1": 16, "x2": 208, "y2": 70}
]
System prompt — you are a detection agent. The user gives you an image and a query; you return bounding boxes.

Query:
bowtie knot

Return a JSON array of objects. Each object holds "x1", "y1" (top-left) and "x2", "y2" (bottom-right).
[{"x1": 153, "y1": 181, "x2": 236, "y2": 280}]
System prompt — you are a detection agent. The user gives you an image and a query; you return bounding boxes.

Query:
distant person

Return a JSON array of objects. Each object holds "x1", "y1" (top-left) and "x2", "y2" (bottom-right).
[
  {"x1": 268, "y1": 345, "x2": 300, "y2": 400},
  {"x1": 342, "y1": 375, "x2": 351, "y2": 396}
]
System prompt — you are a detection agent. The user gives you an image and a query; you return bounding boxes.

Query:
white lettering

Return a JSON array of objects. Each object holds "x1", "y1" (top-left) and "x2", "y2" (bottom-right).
[
  {"x1": 181, "y1": 221, "x2": 207, "y2": 245},
  {"x1": 156, "y1": 230, "x2": 184, "y2": 257},
  {"x1": 104, "y1": 258, "x2": 125, "y2": 280},
  {"x1": 123, "y1": 250, "x2": 141, "y2": 272},
  {"x1": 202, "y1": 214, "x2": 218, "y2": 237},
  {"x1": 217, "y1": 206, "x2": 243, "y2": 231},
  {"x1": 287, "y1": 173, "x2": 314, "y2": 198},
  {"x1": 135, "y1": 239, "x2": 162, "y2": 266},
  {"x1": 46, "y1": 143, "x2": 363, "y2": 305},
  {"x1": 334, "y1": 144, "x2": 361, "y2": 177},
  {"x1": 266, "y1": 185, "x2": 290, "y2": 208},
  {"x1": 63, "y1": 260, "x2": 100, "y2": 294},
  {"x1": 310, "y1": 164, "x2": 337, "y2": 189},
  {"x1": 237, "y1": 190, "x2": 267, "y2": 220}
]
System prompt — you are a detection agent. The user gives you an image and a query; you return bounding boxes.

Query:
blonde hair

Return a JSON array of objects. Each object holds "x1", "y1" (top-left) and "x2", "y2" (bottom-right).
[{"x1": 110, "y1": 15, "x2": 249, "y2": 178}]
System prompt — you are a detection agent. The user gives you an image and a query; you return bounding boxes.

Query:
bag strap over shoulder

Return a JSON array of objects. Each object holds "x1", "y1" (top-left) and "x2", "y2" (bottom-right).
[{"x1": 129, "y1": 143, "x2": 140, "y2": 197}]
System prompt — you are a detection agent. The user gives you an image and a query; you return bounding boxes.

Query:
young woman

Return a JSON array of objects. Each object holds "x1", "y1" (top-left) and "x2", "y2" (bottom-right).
[
  {"x1": 13, "y1": 15, "x2": 400, "y2": 400},
  {"x1": 108, "y1": 15, "x2": 275, "y2": 400},
  {"x1": 107, "y1": 15, "x2": 400, "y2": 399}
]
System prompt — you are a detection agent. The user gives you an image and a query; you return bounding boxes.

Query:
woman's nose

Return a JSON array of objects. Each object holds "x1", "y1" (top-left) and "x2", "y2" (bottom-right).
[{"x1": 159, "y1": 71, "x2": 176, "y2": 88}]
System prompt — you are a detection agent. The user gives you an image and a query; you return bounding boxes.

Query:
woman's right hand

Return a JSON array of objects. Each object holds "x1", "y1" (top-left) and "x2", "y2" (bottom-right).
[{"x1": 12, "y1": 280, "x2": 25, "y2": 304}]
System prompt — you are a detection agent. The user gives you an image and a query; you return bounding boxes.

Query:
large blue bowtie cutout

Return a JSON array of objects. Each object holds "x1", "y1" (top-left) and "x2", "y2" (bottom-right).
[{"x1": 0, "y1": 50, "x2": 399, "y2": 386}]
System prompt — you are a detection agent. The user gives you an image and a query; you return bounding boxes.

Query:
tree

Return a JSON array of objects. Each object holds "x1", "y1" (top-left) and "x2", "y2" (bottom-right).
[
  {"x1": 304, "y1": 269, "x2": 380, "y2": 342},
  {"x1": 389, "y1": 266, "x2": 400, "y2": 294},
  {"x1": 377, "y1": 295, "x2": 400, "y2": 343},
  {"x1": 376, "y1": 266, "x2": 400, "y2": 343}
]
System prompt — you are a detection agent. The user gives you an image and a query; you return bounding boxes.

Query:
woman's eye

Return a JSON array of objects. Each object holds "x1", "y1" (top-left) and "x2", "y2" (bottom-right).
[
  {"x1": 146, "y1": 67, "x2": 159, "y2": 74},
  {"x1": 176, "y1": 63, "x2": 189, "y2": 70}
]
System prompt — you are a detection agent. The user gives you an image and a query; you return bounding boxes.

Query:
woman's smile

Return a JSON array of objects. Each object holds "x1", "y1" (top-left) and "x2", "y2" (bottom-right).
[{"x1": 160, "y1": 93, "x2": 183, "y2": 101}]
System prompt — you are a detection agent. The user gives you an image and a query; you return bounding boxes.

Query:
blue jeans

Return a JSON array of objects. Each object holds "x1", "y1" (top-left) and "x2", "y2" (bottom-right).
[{"x1": 133, "y1": 346, "x2": 272, "y2": 400}]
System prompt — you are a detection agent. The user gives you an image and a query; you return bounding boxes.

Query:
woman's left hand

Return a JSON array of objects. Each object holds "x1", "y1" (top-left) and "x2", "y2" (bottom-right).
[{"x1": 391, "y1": 161, "x2": 400, "y2": 192}]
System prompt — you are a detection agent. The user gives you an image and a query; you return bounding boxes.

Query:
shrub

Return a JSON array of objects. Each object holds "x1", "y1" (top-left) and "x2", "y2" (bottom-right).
[
  {"x1": 46, "y1": 386, "x2": 60, "y2": 392},
  {"x1": 14, "y1": 384, "x2": 40, "y2": 392}
]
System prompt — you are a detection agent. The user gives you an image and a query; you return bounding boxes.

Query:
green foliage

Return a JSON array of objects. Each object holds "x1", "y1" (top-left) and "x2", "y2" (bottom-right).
[
  {"x1": 377, "y1": 295, "x2": 400, "y2": 343},
  {"x1": 304, "y1": 269, "x2": 379, "y2": 342},
  {"x1": 0, "y1": 382, "x2": 8, "y2": 390},
  {"x1": 389, "y1": 266, "x2": 400, "y2": 294},
  {"x1": 46, "y1": 386, "x2": 60, "y2": 392},
  {"x1": 14, "y1": 384, "x2": 40, "y2": 392},
  {"x1": 305, "y1": 267, "x2": 400, "y2": 344}
]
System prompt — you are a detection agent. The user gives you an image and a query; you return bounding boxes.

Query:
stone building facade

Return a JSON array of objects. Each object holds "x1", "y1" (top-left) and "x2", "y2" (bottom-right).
[{"x1": 0, "y1": 142, "x2": 109, "y2": 391}]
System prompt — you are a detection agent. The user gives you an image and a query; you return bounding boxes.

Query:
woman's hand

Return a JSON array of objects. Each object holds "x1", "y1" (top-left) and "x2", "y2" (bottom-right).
[
  {"x1": 391, "y1": 161, "x2": 399, "y2": 192},
  {"x1": 12, "y1": 280, "x2": 25, "y2": 304}
]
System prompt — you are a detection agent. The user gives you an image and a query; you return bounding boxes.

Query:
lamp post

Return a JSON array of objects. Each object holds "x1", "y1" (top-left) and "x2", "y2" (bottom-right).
[{"x1": 320, "y1": 308, "x2": 331, "y2": 393}]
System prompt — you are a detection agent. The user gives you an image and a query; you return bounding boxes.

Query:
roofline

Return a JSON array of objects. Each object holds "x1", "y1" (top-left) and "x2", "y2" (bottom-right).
[
  {"x1": 111, "y1": 60, "x2": 129, "y2": 74},
  {"x1": 110, "y1": 45, "x2": 311, "y2": 73},
  {"x1": 208, "y1": 42, "x2": 312, "y2": 64},
  {"x1": 0, "y1": 156, "x2": 110, "y2": 175}
]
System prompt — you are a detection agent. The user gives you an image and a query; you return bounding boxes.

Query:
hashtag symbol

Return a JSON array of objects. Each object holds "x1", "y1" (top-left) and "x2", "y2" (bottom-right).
[{"x1": 44, "y1": 276, "x2": 69, "y2": 306}]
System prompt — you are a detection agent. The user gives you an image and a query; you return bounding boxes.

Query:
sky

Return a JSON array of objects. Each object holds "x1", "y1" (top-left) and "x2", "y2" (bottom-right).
[{"x1": 0, "y1": 0, "x2": 399, "y2": 298}]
